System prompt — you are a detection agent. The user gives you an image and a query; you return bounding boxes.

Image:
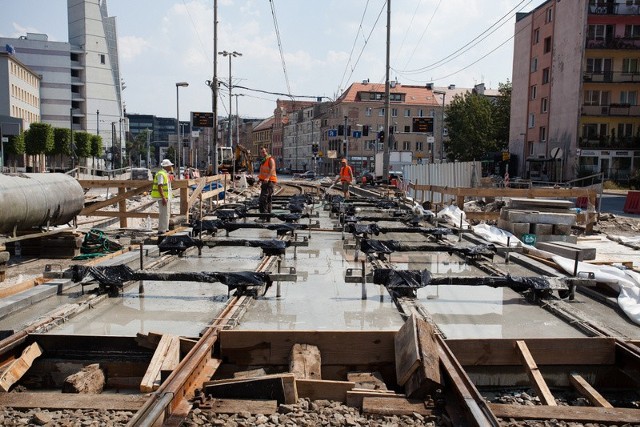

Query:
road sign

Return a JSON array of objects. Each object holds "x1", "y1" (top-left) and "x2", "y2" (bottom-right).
[
  {"x1": 192, "y1": 112, "x2": 214, "y2": 128},
  {"x1": 328, "y1": 129, "x2": 338, "y2": 137},
  {"x1": 412, "y1": 117, "x2": 434, "y2": 133},
  {"x1": 352, "y1": 131, "x2": 362, "y2": 138},
  {"x1": 1, "y1": 137, "x2": 8, "y2": 143}
]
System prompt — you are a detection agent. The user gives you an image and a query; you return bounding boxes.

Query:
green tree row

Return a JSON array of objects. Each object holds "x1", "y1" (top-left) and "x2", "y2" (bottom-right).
[
  {"x1": 443, "y1": 81, "x2": 511, "y2": 162},
  {"x1": 3, "y1": 122, "x2": 103, "y2": 168}
]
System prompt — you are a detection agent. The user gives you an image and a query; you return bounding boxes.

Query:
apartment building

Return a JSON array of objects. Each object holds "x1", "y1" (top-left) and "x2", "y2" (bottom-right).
[{"x1": 510, "y1": 0, "x2": 640, "y2": 182}]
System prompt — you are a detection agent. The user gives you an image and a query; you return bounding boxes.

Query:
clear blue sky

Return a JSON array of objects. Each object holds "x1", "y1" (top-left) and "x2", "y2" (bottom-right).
[{"x1": 1, "y1": 0, "x2": 547, "y2": 120}]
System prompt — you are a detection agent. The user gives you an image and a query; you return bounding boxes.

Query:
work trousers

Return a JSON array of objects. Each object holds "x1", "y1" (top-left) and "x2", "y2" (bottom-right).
[
  {"x1": 157, "y1": 199, "x2": 171, "y2": 233},
  {"x1": 259, "y1": 181, "x2": 274, "y2": 213}
]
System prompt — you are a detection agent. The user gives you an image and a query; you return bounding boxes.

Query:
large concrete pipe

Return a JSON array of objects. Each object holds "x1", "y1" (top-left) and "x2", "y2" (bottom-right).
[{"x1": 0, "y1": 173, "x2": 84, "y2": 234}]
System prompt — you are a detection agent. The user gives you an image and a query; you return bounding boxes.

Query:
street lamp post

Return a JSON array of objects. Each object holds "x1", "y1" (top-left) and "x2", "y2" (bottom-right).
[
  {"x1": 70, "y1": 107, "x2": 75, "y2": 173},
  {"x1": 344, "y1": 116, "x2": 349, "y2": 164},
  {"x1": 96, "y1": 110, "x2": 99, "y2": 135},
  {"x1": 176, "y1": 82, "x2": 189, "y2": 177},
  {"x1": 218, "y1": 50, "x2": 242, "y2": 178},
  {"x1": 232, "y1": 93, "x2": 244, "y2": 181},
  {"x1": 433, "y1": 90, "x2": 446, "y2": 162}
]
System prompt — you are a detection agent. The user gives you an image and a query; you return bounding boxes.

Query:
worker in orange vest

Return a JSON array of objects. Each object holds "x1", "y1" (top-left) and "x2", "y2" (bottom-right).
[
  {"x1": 334, "y1": 158, "x2": 354, "y2": 199},
  {"x1": 257, "y1": 146, "x2": 277, "y2": 222}
]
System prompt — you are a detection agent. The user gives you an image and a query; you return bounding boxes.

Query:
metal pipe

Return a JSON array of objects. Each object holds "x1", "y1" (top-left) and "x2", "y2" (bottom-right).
[{"x1": 0, "y1": 173, "x2": 84, "y2": 233}]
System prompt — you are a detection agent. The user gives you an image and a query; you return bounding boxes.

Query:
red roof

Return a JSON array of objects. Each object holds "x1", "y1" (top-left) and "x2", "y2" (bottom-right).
[{"x1": 338, "y1": 82, "x2": 441, "y2": 106}]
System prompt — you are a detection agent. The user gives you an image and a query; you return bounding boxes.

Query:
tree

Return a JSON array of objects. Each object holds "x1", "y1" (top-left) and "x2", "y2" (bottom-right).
[
  {"x1": 24, "y1": 123, "x2": 54, "y2": 171},
  {"x1": 90, "y1": 134, "x2": 103, "y2": 171},
  {"x1": 444, "y1": 92, "x2": 497, "y2": 161},
  {"x1": 5, "y1": 132, "x2": 25, "y2": 169},
  {"x1": 492, "y1": 81, "x2": 512, "y2": 150},
  {"x1": 52, "y1": 128, "x2": 72, "y2": 169},
  {"x1": 74, "y1": 131, "x2": 92, "y2": 162}
]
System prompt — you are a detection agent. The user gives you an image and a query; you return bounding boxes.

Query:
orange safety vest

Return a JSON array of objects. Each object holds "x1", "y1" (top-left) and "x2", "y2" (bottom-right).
[
  {"x1": 339, "y1": 165, "x2": 353, "y2": 182},
  {"x1": 258, "y1": 156, "x2": 277, "y2": 183}
]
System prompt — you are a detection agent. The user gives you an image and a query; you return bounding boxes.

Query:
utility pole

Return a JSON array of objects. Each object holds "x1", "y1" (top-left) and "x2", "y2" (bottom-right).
[
  {"x1": 212, "y1": 0, "x2": 218, "y2": 174},
  {"x1": 382, "y1": 0, "x2": 391, "y2": 183}
]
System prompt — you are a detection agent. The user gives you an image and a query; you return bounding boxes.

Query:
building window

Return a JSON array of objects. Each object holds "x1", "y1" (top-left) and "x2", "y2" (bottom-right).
[
  {"x1": 588, "y1": 25, "x2": 612, "y2": 42},
  {"x1": 533, "y1": 28, "x2": 540, "y2": 44},
  {"x1": 416, "y1": 141, "x2": 423, "y2": 151},
  {"x1": 531, "y1": 57, "x2": 538, "y2": 73},
  {"x1": 540, "y1": 126, "x2": 547, "y2": 142},
  {"x1": 418, "y1": 109, "x2": 424, "y2": 117},
  {"x1": 378, "y1": 108, "x2": 385, "y2": 116},
  {"x1": 404, "y1": 108, "x2": 411, "y2": 117},
  {"x1": 620, "y1": 90, "x2": 638, "y2": 105},
  {"x1": 100, "y1": 54, "x2": 105, "y2": 64},
  {"x1": 622, "y1": 58, "x2": 639, "y2": 74},
  {"x1": 545, "y1": 7, "x2": 553, "y2": 23},
  {"x1": 584, "y1": 90, "x2": 609, "y2": 106},
  {"x1": 541, "y1": 97, "x2": 548, "y2": 113},
  {"x1": 402, "y1": 141, "x2": 410, "y2": 150},
  {"x1": 544, "y1": 36, "x2": 552, "y2": 53},
  {"x1": 530, "y1": 85, "x2": 537, "y2": 100},
  {"x1": 528, "y1": 113, "x2": 535, "y2": 128},
  {"x1": 391, "y1": 108, "x2": 398, "y2": 117},
  {"x1": 619, "y1": 123, "x2": 634, "y2": 138},
  {"x1": 404, "y1": 125, "x2": 411, "y2": 133},
  {"x1": 587, "y1": 58, "x2": 612, "y2": 74},
  {"x1": 625, "y1": 24, "x2": 640, "y2": 38},
  {"x1": 542, "y1": 67, "x2": 550, "y2": 84},
  {"x1": 365, "y1": 107, "x2": 372, "y2": 117}
]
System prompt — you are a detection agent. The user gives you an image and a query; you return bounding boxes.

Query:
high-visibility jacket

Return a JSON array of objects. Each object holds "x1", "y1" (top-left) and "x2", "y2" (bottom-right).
[
  {"x1": 151, "y1": 169, "x2": 172, "y2": 199},
  {"x1": 258, "y1": 156, "x2": 277, "y2": 183},
  {"x1": 339, "y1": 165, "x2": 353, "y2": 182}
]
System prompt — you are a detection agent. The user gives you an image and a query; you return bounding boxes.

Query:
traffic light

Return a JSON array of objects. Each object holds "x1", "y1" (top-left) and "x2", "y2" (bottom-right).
[
  {"x1": 378, "y1": 131, "x2": 385, "y2": 142},
  {"x1": 363, "y1": 125, "x2": 369, "y2": 136},
  {"x1": 338, "y1": 125, "x2": 344, "y2": 136},
  {"x1": 312, "y1": 143, "x2": 319, "y2": 154},
  {"x1": 502, "y1": 151, "x2": 510, "y2": 161}
]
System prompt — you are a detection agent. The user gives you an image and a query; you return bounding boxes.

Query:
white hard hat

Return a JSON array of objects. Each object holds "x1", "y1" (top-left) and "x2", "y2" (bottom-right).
[{"x1": 161, "y1": 159, "x2": 173, "y2": 167}]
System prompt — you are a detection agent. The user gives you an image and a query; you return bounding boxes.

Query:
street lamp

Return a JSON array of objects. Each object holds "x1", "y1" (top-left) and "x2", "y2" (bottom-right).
[
  {"x1": 232, "y1": 93, "x2": 244, "y2": 180},
  {"x1": 176, "y1": 81, "x2": 189, "y2": 177},
  {"x1": 433, "y1": 90, "x2": 446, "y2": 162},
  {"x1": 218, "y1": 51, "x2": 242, "y2": 168}
]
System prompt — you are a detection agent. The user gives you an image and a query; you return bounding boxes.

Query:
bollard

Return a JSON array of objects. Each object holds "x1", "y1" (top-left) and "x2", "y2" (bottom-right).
[
  {"x1": 573, "y1": 250, "x2": 580, "y2": 277},
  {"x1": 505, "y1": 237, "x2": 510, "y2": 264},
  {"x1": 361, "y1": 260, "x2": 367, "y2": 300},
  {"x1": 276, "y1": 258, "x2": 282, "y2": 298}
]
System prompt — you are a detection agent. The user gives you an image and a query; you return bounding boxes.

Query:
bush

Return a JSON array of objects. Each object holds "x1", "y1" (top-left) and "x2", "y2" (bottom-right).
[{"x1": 603, "y1": 180, "x2": 624, "y2": 190}]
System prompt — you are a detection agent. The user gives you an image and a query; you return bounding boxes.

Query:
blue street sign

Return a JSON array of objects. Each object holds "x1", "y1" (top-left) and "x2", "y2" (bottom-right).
[
  {"x1": 328, "y1": 129, "x2": 338, "y2": 137},
  {"x1": 352, "y1": 131, "x2": 362, "y2": 138}
]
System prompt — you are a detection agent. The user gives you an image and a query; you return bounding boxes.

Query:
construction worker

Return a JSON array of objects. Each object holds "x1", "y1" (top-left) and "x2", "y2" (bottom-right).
[
  {"x1": 335, "y1": 158, "x2": 354, "y2": 199},
  {"x1": 257, "y1": 147, "x2": 277, "y2": 221},
  {"x1": 151, "y1": 159, "x2": 173, "y2": 234}
]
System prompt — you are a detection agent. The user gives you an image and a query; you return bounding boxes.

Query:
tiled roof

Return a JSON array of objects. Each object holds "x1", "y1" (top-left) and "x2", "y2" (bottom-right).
[
  {"x1": 253, "y1": 116, "x2": 274, "y2": 131},
  {"x1": 338, "y1": 82, "x2": 441, "y2": 106}
]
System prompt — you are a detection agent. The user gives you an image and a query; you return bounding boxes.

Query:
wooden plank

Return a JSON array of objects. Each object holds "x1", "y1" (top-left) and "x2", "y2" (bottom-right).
[
  {"x1": 395, "y1": 314, "x2": 421, "y2": 386},
  {"x1": 569, "y1": 373, "x2": 613, "y2": 408},
  {"x1": 289, "y1": 343, "x2": 322, "y2": 380},
  {"x1": 515, "y1": 340, "x2": 556, "y2": 406},
  {"x1": 140, "y1": 334, "x2": 177, "y2": 392},
  {"x1": 295, "y1": 379, "x2": 354, "y2": 403},
  {"x1": 346, "y1": 390, "x2": 406, "y2": 409},
  {"x1": 346, "y1": 372, "x2": 387, "y2": 390},
  {"x1": 408, "y1": 317, "x2": 441, "y2": 395},
  {"x1": 203, "y1": 373, "x2": 296, "y2": 405},
  {"x1": 80, "y1": 183, "x2": 152, "y2": 215},
  {"x1": 159, "y1": 336, "x2": 180, "y2": 379},
  {"x1": 86, "y1": 211, "x2": 159, "y2": 219},
  {"x1": 218, "y1": 330, "x2": 396, "y2": 366},
  {"x1": 204, "y1": 399, "x2": 277, "y2": 415},
  {"x1": 446, "y1": 338, "x2": 615, "y2": 366},
  {"x1": 0, "y1": 392, "x2": 146, "y2": 411},
  {"x1": 0, "y1": 342, "x2": 43, "y2": 391},
  {"x1": 489, "y1": 403, "x2": 640, "y2": 423},
  {"x1": 362, "y1": 396, "x2": 432, "y2": 416},
  {"x1": 233, "y1": 368, "x2": 266, "y2": 379}
]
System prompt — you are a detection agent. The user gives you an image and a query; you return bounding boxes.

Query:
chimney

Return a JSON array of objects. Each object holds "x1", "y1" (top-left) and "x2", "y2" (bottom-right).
[
  {"x1": 426, "y1": 83, "x2": 433, "y2": 89},
  {"x1": 448, "y1": 84, "x2": 456, "y2": 90}
]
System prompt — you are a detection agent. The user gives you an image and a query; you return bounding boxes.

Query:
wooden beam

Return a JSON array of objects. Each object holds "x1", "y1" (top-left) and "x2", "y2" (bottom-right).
[
  {"x1": 346, "y1": 390, "x2": 405, "y2": 409},
  {"x1": 289, "y1": 343, "x2": 322, "y2": 380},
  {"x1": 569, "y1": 373, "x2": 613, "y2": 408},
  {"x1": 200, "y1": 399, "x2": 278, "y2": 415},
  {"x1": 515, "y1": 340, "x2": 556, "y2": 406},
  {"x1": 489, "y1": 403, "x2": 640, "y2": 423},
  {"x1": 203, "y1": 373, "x2": 297, "y2": 405},
  {"x1": 296, "y1": 379, "x2": 354, "y2": 403},
  {"x1": 0, "y1": 392, "x2": 146, "y2": 411},
  {"x1": 362, "y1": 396, "x2": 433, "y2": 416},
  {"x1": 395, "y1": 315, "x2": 421, "y2": 386},
  {"x1": 0, "y1": 342, "x2": 43, "y2": 391},
  {"x1": 85, "y1": 211, "x2": 159, "y2": 219},
  {"x1": 140, "y1": 334, "x2": 179, "y2": 392},
  {"x1": 80, "y1": 183, "x2": 152, "y2": 215}
]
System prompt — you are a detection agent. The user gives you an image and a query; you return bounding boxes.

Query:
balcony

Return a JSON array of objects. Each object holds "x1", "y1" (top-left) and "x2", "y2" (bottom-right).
[
  {"x1": 586, "y1": 37, "x2": 640, "y2": 50},
  {"x1": 589, "y1": 3, "x2": 640, "y2": 15},
  {"x1": 583, "y1": 71, "x2": 640, "y2": 83},
  {"x1": 578, "y1": 136, "x2": 639, "y2": 149},
  {"x1": 582, "y1": 104, "x2": 640, "y2": 116}
]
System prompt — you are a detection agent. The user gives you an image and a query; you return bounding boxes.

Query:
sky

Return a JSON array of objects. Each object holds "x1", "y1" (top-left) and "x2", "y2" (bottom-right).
[{"x1": 1, "y1": 0, "x2": 548, "y2": 121}]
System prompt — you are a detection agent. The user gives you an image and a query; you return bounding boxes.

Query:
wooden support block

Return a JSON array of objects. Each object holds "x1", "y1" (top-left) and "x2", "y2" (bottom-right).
[
  {"x1": 0, "y1": 342, "x2": 43, "y2": 392},
  {"x1": 140, "y1": 334, "x2": 179, "y2": 392},
  {"x1": 0, "y1": 392, "x2": 146, "y2": 411},
  {"x1": 531, "y1": 223, "x2": 553, "y2": 236},
  {"x1": 346, "y1": 390, "x2": 406, "y2": 409},
  {"x1": 515, "y1": 340, "x2": 556, "y2": 406},
  {"x1": 205, "y1": 399, "x2": 278, "y2": 415},
  {"x1": 289, "y1": 343, "x2": 322, "y2": 380},
  {"x1": 489, "y1": 403, "x2": 640, "y2": 423},
  {"x1": 404, "y1": 317, "x2": 441, "y2": 398},
  {"x1": 395, "y1": 315, "x2": 421, "y2": 386},
  {"x1": 233, "y1": 368, "x2": 266, "y2": 379},
  {"x1": 296, "y1": 379, "x2": 354, "y2": 403},
  {"x1": 347, "y1": 371, "x2": 387, "y2": 390},
  {"x1": 362, "y1": 396, "x2": 433, "y2": 416},
  {"x1": 62, "y1": 363, "x2": 105, "y2": 394},
  {"x1": 204, "y1": 373, "x2": 297, "y2": 405},
  {"x1": 569, "y1": 373, "x2": 612, "y2": 408}
]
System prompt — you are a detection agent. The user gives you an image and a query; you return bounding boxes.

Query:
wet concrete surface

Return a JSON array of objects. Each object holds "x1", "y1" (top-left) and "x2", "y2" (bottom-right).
[{"x1": 5, "y1": 196, "x2": 638, "y2": 340}]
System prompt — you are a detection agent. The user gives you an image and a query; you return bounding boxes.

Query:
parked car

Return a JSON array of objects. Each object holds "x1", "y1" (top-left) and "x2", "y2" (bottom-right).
[{"x1": 293, "y1": 171, "x2": 316, "y2": 179}]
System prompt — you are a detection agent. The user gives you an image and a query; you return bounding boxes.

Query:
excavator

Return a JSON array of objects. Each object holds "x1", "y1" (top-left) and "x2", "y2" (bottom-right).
[{"x1": 217, "y1": 145, "x2": 255, "y2": 184}]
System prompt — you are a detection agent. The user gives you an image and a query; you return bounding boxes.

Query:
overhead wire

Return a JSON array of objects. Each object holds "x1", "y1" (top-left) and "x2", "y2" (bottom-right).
[
  {"x1": 269, "y1": 0, "x2": 292, "y2": 96},
  {"x1": 396, "y1": 0, "x2": 530, "y2": 75},
  {"x1": 401, "y1": 0, "x2": 442, "y2": 70},
  {"x1": 337, "y1": 0, "x2": 372, "y2": 93}
]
